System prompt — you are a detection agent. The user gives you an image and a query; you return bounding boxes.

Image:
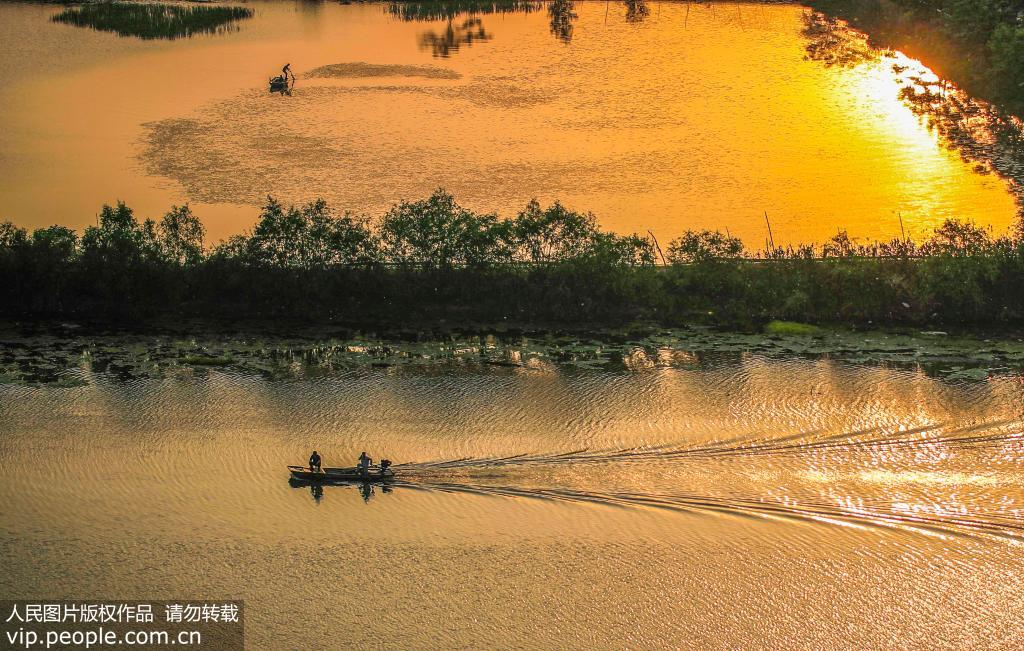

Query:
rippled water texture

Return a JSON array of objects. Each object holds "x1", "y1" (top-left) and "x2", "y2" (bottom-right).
[
  {"x1": 3, "y1": 349, "x2": 1024, "y2": 648},
  {"x1": 0, "y1": 1, "x2": 1018, "y2": 244}
]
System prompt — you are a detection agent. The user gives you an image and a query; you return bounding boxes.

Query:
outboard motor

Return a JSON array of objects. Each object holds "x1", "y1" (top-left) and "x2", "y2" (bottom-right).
[{"x1": 380, "y1": 459, "x2": 392, "y2": 475}]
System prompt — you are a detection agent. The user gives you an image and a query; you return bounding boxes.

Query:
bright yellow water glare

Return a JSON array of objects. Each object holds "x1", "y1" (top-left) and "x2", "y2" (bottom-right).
[{"x1": 858, "y1": 53, "x2": 941, "y2": 148}]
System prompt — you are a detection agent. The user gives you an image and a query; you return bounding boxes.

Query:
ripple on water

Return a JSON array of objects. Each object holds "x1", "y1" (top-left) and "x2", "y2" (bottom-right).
[{"x1": 3, "y1": 357, "x2": 1022, "y2": 545}]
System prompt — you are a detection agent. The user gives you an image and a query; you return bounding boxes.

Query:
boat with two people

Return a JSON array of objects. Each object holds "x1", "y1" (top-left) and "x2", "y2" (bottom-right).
[{"x1": 289, "y1": 451, "x2": 394, "y2": 483}]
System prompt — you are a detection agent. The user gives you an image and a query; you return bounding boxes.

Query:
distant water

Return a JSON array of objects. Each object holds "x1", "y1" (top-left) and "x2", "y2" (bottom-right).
[
  {"x1": 0, "y1": 1, "x2": 1017, "y2": 246},
  {"x1": 3, "y1": 352, "x2": 1024, "y2": 647}
]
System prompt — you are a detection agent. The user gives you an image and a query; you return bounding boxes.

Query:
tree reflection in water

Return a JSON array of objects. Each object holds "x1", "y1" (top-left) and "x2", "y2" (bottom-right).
[
  {"x1": 548, "y1": 0, "x2": 576, "y2": 43},
  {"x1": 899, "y1": 82, "x2": 1024, "y2": 215},
  {"x1": 50, "y1": 2, "x2": 253, "y2": 40},
  {"x1": 390, "y1": 0, "x2": 652, "y2": 49},
  {"x1": 390, "y1": 1, "x2": 544, "y2": 57},
  {"x1": 801, "y1": 10, "x2": 1024, "y2": 216},
  {"x1": 623, "y1": 0, "x2": 649, "y2": 24},
  {"x1": 419, "y1": 17, "x2": 491, "y2": 57},
  {"x1": 802, "y1": 11, "x2": 879, "y2": 67},
  {"x1": 387, "y1": 0, "x2": 541, "y2": 22}
]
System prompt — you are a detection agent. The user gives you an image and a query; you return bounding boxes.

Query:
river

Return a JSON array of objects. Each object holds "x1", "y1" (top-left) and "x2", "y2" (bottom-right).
[{"x1": 1, "y1": 330, "x2": 1024, "y2": 647}]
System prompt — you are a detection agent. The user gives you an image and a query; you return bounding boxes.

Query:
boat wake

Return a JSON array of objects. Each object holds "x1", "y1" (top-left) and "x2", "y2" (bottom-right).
[
  {"x1": 393, "y1": 418, "x2": 1024, "y2": 472},
  {"x1": 390, "y1": 480, "x2": 1024, "y2": 542},
  {"x1": 364, "y1": 419, "x2": 1024, "y2": 542}
]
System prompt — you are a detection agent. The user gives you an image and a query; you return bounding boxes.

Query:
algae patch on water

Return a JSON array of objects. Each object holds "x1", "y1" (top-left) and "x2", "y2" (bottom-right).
[
  {"x1": 180, "y1": 354, "x2": 234, "y2": 367},
  {"x1": 765, "y1": 321, "x2": 822, "y2": 336},
  {"x1": 304, "y1": 63, "x2": 462, "y2": 81}
]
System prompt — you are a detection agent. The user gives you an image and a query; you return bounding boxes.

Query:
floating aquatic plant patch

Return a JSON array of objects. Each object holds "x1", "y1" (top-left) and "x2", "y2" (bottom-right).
[
  {"x1": 764, "y1": 321, "x2": 822, "y2": 337},
  {"x1": 51, "y1": 2, "x2": 254, "y2": 40},
  {"x1": 303, "y1": 63, "x2": 462, "y2": 81},
  {"x1": 2, "y1": 326, "x2": 1024, "y2": 387},
  {"x1": 180, "y1": 353, "x2": 233, "y2": 366}
]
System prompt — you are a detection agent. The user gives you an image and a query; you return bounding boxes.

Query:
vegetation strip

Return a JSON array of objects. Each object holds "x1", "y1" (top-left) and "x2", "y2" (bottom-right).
[
  {"x1": 51, "y1": 2, "x2": 254, "y2": 40},
  {"x1": 3, "y1": 190, "x2": 1024, "y2": 327}
]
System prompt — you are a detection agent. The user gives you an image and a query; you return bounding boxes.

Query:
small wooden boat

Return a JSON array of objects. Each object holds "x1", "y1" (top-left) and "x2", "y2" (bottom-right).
[
  {"x1": 269, "y1": 75, "x2": 294, "y2": 93},
  {"x1": 288, "y1": 465, "x2": 395, "y2": 482}
]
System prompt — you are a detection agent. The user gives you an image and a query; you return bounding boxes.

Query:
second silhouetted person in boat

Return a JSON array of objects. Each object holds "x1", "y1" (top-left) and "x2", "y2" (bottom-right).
[{"x1": 309, "y1": 450, "x2": 322, "y2": 473}]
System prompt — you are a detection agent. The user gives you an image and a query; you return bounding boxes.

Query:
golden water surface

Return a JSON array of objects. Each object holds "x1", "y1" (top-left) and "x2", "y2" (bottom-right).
[
  {"x1": 0, "y1": 1, "x2": 1018, "y2": 244},
  {"x1": 2, "y1": 346, "x2": 1024, "y2": 648}
]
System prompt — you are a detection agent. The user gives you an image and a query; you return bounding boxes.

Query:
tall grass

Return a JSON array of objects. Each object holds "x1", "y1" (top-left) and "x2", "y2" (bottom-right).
[{"x1": 51, "y1": 2, "x2": 254, "y2": 40}]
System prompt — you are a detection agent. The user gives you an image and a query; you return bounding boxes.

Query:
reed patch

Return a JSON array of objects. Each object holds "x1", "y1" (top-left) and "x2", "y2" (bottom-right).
[{"x1": 51, "y1": 2, "x2": 254, "y2": 40}]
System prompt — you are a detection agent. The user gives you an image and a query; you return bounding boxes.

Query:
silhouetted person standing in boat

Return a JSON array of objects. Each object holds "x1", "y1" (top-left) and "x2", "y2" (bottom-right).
[
  {"x1": 282, "y1": 63, "x2": 293, "y2": 83},
  {"x1": 358, "y1": 451, "x2": 371, "y2": 475},
  {"x1": 309, "y1": 450, "x2": 322, "y2": 473}
]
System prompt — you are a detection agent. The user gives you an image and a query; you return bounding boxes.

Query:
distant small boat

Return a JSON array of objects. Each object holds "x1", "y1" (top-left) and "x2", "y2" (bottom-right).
[
  {"x1": 288, "y1": 465, "x2": 395, "y2": 482},
  {"x1": 269, "y1": 75, "x2": 293, "y2": 93}
]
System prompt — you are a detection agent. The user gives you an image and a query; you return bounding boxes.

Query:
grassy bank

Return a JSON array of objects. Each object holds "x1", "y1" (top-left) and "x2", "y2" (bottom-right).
[{"x1": 2, "y1": 191, "x2": 1024, "y2": 329}]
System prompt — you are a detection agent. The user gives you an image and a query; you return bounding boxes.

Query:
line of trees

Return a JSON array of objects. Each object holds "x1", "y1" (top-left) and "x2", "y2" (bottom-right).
[{"x1": 2, "y1": 190, "x2": 1024, "y2": 327}]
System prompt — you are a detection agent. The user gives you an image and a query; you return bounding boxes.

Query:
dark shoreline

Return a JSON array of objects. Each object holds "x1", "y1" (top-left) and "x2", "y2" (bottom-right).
[{"x1": 3, "y1": 314, "x2": 1023, "y2": 343}]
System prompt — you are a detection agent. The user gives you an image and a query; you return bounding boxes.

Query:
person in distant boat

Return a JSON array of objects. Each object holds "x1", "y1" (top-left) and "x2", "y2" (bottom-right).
[
  {"x1": 282, "y1": 63, "x2": 293, "y2": 82},
  {"x1": 309, "y1": 450, "x2": 322, "y2": 473},
  {"x1": 357, "y1": 451, "x2": 371, "y2": 475}
]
